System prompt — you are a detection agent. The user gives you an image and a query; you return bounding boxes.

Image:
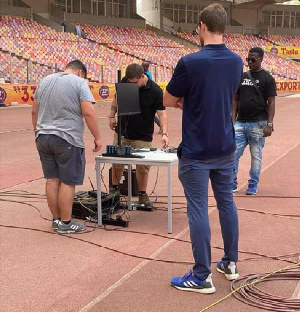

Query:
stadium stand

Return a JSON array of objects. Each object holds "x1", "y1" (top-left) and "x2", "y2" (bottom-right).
[
  {"x1": 1, "y1": 15, "x2": 300, "y2": 83},
  {"x1": 261, "y1": 34, "x2": 300, "y2": 47}
]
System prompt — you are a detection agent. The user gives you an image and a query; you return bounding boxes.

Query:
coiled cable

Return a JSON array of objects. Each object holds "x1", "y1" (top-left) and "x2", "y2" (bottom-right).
[{"x1": 231, "y1": 263, "x2": 300, "y2": 311}]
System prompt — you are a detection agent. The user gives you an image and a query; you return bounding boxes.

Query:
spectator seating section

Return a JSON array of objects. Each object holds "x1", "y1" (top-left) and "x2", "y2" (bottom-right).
[
  {"x1": 261, "y1": 34, "x2": 300, "y2": 47},
  {"x1": 0, "y1": 16, "x2": 299, "y2": 83}
]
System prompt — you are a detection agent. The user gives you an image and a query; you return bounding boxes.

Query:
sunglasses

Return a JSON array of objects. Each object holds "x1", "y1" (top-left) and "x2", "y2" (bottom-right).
[
  {"x1": 246, "y1": 57, "x2": 259, "y2": 63},
  {"x1": 191, "y1": 22, "x2": 202, "y2": 36},
  {"x1": 192, "y1": 24, "x2": 199, "y2": 36}
]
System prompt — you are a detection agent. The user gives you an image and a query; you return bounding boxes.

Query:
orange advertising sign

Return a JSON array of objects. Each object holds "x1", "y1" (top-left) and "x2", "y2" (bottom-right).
[
  {"x1": 276, "y1": 80, "x2": 300, "y2": 92},
  {"x1": 0, "y1": 84, "x2": 38, "y2": 105},
  {"x1": 0, "y1": 80, "x2": 299, "y2": 106},
  {"x1": 266, "y1": 45, "x2": 300, "y2": 58},
  {"x1": 0, "y1": 83, "x2": 115, "y2": 106}
]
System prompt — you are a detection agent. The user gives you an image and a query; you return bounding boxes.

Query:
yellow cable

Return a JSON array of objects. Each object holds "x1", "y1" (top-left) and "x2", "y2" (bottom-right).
[{"x1": 199, "y1": 262, "x2": 300, "y2": 312}]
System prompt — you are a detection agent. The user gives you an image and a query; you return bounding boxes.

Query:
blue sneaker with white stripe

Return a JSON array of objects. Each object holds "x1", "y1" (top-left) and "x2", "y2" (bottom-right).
[{"x1": 170, "y1": 270, "x2": 216, "y2": 294}]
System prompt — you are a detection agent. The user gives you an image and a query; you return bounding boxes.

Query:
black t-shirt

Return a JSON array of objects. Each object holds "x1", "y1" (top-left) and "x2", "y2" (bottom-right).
[
  {"x1": 116, "y1": 79, "x2": 164, "y2": 142},
  {"x1": 237, "y1": 69, "x2": 277, "y2": 122}
]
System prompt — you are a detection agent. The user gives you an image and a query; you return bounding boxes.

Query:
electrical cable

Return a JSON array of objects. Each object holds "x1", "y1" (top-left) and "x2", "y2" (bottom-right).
[
  {"x1": 149, "y1": 166, "x2": 159, "y2": 202},
  {"x1": 231, "y1": 263, "x2": 300, "y2": 312},
  {"x1": 100, "y1": 163, "x2": 108, "y2": 193},
  {"x1": 0, "y1": 224, "x2": 193, "y2": 264},
  {"x1": 1, "y1": 196, "x2": 299, "y2": 265},
  {"x1": 0, "y1": 194, "x2": 297, "y2": 261},
  {"x1": 198, "y1": 262, "x2": 300, "y2": 312},
  {"x1": 1, "y1": 222, "x2": 299, "y2": 268},
  {"x1": 1, "y1": 190, "x2": 300, "y2": 312},
  {"x1": 1, "y1": 196, "x2": 300, "y2": 312},
  {"x1": 2, "y1": 192, "x2": 299, "y2": 220}
]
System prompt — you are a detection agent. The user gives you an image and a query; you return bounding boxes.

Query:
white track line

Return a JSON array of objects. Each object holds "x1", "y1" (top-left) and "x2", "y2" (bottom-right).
[
  {"x1": 292, "y1": 256, "x2": 300, "y2": 299},
  {"x1": 80, "y1": 208, "x2": 217, "y2": 312},
  {"x1": 292, "y1": 281, "x2": 300, "y2": 299}
]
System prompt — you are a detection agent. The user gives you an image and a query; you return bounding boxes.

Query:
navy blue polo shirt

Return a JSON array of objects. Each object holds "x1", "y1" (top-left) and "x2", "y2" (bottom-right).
[{"x1": 166, "y1": 44, "x2": 243, "y2": 160}]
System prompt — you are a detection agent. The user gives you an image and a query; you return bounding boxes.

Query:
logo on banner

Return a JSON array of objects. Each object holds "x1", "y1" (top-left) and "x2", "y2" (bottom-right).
[
  {"x1": 270, "y1": 46, "x2": 279, "y2": 54},
  {"x1": 99, "y1": 85, "x2": 109, "y2": 99},
  {"x1": 0, "y1": 87, "x2": 7, "y2": 103}
]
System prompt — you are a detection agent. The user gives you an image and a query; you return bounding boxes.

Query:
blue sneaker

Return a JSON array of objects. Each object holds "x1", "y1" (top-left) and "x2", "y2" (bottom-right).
[
  {"x1": 232, "y1": 185, "x2": 238, "y2": 193},
  {"x1": 246, "y1": 184, "x2": 258, "y2": 195},
  {"x1": 170, "y1": 270, "x2": 216, "y2": 294},
  {"x1": 216, "y1": 261, "x2": 239, "y2": 281}
]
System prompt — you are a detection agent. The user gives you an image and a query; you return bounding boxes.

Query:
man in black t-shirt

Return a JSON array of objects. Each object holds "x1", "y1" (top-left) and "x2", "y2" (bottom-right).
[
  {"x1": 232, "y1": 47, "x2": 277, "y2": 195},
  {"x1": 109, "y1": 64, "x2": 169, "y2": 206}
]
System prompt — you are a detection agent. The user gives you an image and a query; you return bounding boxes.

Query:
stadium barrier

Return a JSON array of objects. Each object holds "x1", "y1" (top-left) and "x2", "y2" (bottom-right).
[{"x1": 0, "y1": 81, "x2": 298, "y2": 106}]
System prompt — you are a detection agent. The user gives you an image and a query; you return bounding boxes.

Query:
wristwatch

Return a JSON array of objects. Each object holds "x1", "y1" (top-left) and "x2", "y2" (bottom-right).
[{"x1": 267, "y1": 122, "x2": 273, "y2": 128}]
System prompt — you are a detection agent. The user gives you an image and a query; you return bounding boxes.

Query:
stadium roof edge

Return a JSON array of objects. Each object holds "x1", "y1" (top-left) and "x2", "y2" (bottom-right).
[{"x1": 233, "y1": 0, "x2": 286, "y2": 8}]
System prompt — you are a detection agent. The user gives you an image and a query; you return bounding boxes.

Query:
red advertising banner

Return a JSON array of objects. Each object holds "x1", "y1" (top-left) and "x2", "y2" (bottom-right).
[{"x1": 0, "y1": 81, "x2": 299, "y2": 106}]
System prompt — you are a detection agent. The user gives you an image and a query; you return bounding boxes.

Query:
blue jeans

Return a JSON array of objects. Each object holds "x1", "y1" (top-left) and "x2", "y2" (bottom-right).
[
  {"x1": 178, "y1": 153, "x2": 239, "y2": 280},
  {"x1": 233, "y1": 121, "x2": 267, "y2": 187}
]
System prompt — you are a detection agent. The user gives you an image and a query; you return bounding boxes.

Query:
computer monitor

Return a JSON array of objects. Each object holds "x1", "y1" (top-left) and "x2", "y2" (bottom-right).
[{"x1": 115, "y1": 83, "x2": 140, "y2": 116}]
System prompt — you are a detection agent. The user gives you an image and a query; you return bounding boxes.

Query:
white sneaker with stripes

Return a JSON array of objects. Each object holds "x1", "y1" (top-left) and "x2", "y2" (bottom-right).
[{"x1": 57, "y1": 220, "x2": 86, "y2": 234}]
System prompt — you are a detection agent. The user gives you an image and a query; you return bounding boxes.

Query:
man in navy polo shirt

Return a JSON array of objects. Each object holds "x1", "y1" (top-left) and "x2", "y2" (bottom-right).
[{"x1": 164, "y1": 3, "x2": 243, "y2": 293}]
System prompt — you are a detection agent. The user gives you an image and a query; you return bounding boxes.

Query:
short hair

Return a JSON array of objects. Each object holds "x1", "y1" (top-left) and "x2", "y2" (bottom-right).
[
  {"x1": 198, "y1": 3, "x2": 227, "y2": 34},
  {"x1": 125, "y1": 64, "x2": 144, "y2": 79},
  {"x1": 65, "y1": 60, "x2": 87, "y2": 79},
  {"x1": 249, "y1": 47, "x2": 264, "y2": 58}
]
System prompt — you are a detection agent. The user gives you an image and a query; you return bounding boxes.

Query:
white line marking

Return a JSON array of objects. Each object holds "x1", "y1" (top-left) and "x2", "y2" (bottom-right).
[
  {"x1": 80, "y1": 208, "x2": 217, "y2": 311},
  {"x1": 292, "y1": 281, "x2": 300, "y2": 299},
  {"x1": 292, "y1": 256, "x2": 300, "y2": 298}
]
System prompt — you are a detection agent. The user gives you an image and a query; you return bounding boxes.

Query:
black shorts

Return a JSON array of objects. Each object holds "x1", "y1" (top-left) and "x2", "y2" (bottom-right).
[{"x1": 36, "y1": 134, "x2": 85, "y2": 185}]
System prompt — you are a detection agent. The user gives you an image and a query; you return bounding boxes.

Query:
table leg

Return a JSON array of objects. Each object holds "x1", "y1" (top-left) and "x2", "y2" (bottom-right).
[
  {"x1": 167, "y1": 164, "x2": 172, "y2": 234},
  {"x1": 128, "y1": 164, "x2": 132, "y2": 210}
]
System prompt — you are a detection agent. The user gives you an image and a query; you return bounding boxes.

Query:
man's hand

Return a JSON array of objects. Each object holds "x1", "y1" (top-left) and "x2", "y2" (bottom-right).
[
  {"x1": 161, "y1": 135, "x2": 169, "y2": 149},
  {"x1": 109, "y1": 117, "x2": 116, "y2": 130},
  {"x1": 263, "y1": 126, "x2": 273, "y2": 137},
  {"x1": 93, "y1": 138, "x2": 102, "y2": 152}
]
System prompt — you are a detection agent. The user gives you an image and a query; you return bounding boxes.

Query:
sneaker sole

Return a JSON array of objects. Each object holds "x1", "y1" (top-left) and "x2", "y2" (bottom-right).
[
  {"x1": 57, "y1": 228, "x2": 86, "y2": 234},
  {"x1": 172, "y1": 284, "x2": 216, "y2": 294},
  {"x1": 216, "y1": 267, "x2": 239, "y2": 281},
  {"x1": 232, "y1": 189, "x2": 238, "y2": 193},
  {"x1": 246, "y1": 192, "x2": 257, "y2": 195}
]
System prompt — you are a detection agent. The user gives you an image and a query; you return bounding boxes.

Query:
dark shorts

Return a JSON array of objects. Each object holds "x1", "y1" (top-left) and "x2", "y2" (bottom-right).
[{"x1": 36, "y1": 134, "x2": 85, "y2": 185}]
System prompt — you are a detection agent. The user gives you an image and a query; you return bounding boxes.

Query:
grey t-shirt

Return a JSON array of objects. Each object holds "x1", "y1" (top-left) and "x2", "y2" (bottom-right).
[{"x1": 34, "y1": 72, "x2": 95, "y2": 148}]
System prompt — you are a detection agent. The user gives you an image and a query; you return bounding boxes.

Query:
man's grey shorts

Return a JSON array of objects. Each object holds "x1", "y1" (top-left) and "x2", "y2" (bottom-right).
[{"x1": 36, "y1": 134, "x2": 85, "y2": 185}]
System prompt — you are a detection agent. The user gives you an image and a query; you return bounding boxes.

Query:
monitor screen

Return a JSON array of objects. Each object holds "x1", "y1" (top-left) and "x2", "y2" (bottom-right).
[{"x1": 115, "y1": 83, "x2": 141, "y2": 116}]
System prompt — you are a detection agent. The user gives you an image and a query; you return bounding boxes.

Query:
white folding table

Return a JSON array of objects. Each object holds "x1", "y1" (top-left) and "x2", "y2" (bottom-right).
[{"x1": 95, "y1": 150, "x2": 178, "y2": 233}]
